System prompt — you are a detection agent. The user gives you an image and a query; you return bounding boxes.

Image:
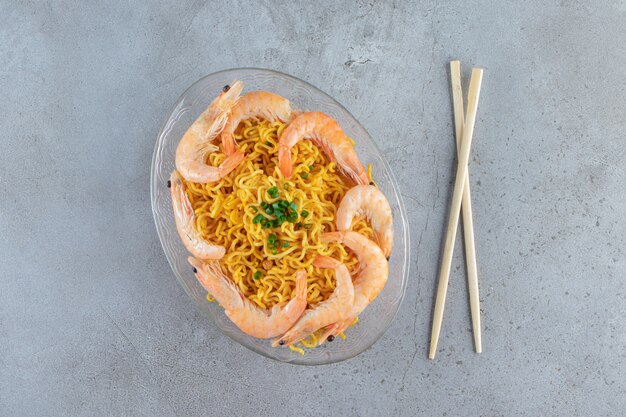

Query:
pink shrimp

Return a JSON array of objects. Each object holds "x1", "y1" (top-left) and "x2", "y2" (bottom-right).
[
  {"x1": 272, "y1": 256, "x2": 354, "y2": 347},
  {"x1": 170, "y1": 170, "x2": 225, "y2": 259},
  {"x1": 317, "y1": 231, "x2": 388, "y2": 344},
  {"x1": 189, "y1": 257, "x2": 308, "y2": 339},
  {"x1": 277, "y1": 112, "x2": 369, "y2": 185},
  {"x1": 220, "y1": 91, "x2": 295, "y2": 155},
  {"x1": 175, "y1": 81, "x2": 245, "y2": 183},
  {"x1": 336, "y1": 185, "x2": 394, "y2": 258}
]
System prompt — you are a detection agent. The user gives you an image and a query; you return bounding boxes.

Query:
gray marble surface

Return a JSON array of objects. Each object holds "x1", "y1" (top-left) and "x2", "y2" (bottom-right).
[{"x1": 1, "y1": 1, "x2": 625, "y2": 416}]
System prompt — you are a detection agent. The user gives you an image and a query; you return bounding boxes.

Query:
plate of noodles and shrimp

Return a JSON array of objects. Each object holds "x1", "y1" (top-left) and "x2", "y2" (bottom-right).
[{"x1": 151, "y1": 68, "x2": 409, "y2": 365}]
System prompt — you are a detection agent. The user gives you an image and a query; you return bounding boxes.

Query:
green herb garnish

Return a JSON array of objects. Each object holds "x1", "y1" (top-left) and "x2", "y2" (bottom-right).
[
  {"x1": 267, "y1": 186, "x2": 279, "y2": 198},
  {"x1": 299, "y1": 172, "x2": 309, "y2": 179},
  {"x1": 301, "y1": 210, "x2": 309, "y2": 218},
  {"x1": 253, "y1": 271, "x2": 262, "y2": 280},
  {"x1": 253, "y1": 214, "x2": 264, "y2": 224}
]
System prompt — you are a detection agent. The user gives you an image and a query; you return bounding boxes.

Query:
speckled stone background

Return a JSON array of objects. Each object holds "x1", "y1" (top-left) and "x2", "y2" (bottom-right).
[{"x1": 1, "y1": 1, "x2": 624, "y2": 416}]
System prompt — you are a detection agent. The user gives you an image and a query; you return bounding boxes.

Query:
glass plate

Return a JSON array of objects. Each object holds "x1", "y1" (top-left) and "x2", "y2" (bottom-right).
[{"x1": 150, "y1": 68, "x2": 410, "y2": 365}]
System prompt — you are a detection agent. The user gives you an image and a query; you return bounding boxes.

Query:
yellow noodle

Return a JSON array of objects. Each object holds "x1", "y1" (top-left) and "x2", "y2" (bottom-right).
[
  {"x1": 289, "y1": 345, "x2": 305, "y2": 355},
  {"x1": 367, "y1": 163, "x2": 377, "y2": 187},
  {"x1": 300, "y1": 333, "x2": 319, "y2": 348}
]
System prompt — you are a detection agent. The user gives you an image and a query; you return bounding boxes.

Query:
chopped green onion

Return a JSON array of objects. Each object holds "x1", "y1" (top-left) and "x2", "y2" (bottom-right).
[
  {"x1": 279, "y1": 200, "x2": 289, "y2": 208},
  {"x1": 299, "y1": 172, "x2": 309, "y2": 179},
  {"x1": 287, "y1": 212, "x2": 298, "y2": 223},
  {"x1": 268, "y1": 234, "x2": 276, "y2": 243},
  {"x1": 265, "y1": 207, "x2": 273, "y2": 215},
  {"x1": 253, "y1": 271, "x2": 262, "y2": 280},
  {"x1": 272, "y1": 219, "x2": 281, "y2": 228},
  {"x1": 289, "y1": 202, "x2": 298, "y2": 211},
  {"x1": 253, "y1": 214, "x2": 264, "y2": 224},
  {"x1": 303, "y1": 223, "x2": 313, "y2": 229},
  {"x1": 265, "y1": 141, "x2": 271, "y2": 146},
  {"x1": 260, "y1": 201, "x2": 268, "y2": 209},
  {"x1": 267, "y1": 186, "x2": 279, "y2": 198},
  {"x1": 309, "y1": 165, "x2": 314, "y2": 171},
  {"x1": 271, "y1": 202, "x2": 280, "y2": 211},
  {"x1": 271, "y1": 249, "x2": 277, "y2": 255},
  {"x1": 251, "y1": 206, "x2": 258, "y2": 213},
  {"x1": 301, "y1": 210, "x2": 309, "y2": 218},
  {"x1": 283, "y1": 242, "x2": 290, "y2": 248},
  {"x1": 296, "y1": 222, "x2": 302, "y2": 228}
]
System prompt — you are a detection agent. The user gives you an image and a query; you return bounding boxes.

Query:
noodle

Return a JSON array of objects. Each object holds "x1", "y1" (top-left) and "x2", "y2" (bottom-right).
[
  {"x1": 289, "y1": 345, "x2": 305, "y2": 355},
  {"x1": 184, "y1": 118, "x2": 373, "y2": 311}
]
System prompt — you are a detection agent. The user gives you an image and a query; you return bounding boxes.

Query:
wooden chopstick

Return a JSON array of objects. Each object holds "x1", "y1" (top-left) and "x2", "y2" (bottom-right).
[
  {"x1": 429, "y1": 67, "x2": 483, "y2": 359},
  {"x1": 450, "y1": 61, "x2": 482, "y2": 354}
]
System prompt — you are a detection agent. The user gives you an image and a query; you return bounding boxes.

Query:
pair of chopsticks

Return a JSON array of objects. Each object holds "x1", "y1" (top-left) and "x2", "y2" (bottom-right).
[{"x1": 429, "y1": 61, "x2": 483, "y2": 360}]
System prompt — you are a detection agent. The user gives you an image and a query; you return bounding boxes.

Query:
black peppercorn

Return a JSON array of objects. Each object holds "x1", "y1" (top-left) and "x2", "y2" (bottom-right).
[
  {"x1": 167, "y1": 180, "x2": 171, "y2": 188},
  {"x1": 327, "y1": 335, "x2": 335, "y2": 342},
  {"x1": 222, "y1": 84, "x2": 230, "y2": 92}
]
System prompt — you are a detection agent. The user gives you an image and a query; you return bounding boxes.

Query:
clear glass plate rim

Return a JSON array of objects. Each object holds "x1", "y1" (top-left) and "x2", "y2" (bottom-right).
[{"x1": 150, "y1": 67, "x2": 411, "y2": 365}]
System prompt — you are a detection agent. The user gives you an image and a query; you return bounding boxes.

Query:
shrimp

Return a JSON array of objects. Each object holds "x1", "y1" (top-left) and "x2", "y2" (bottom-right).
[
  {"x1": 272, "y1": 256, "x2": 354, "y2": 347},
  {"x1": 277, "y1": 112, "x2": 369, "y2": 185},
  {"x1": 175, "y1": 81, "x2": 245, "y2": 183},
  {"x1": 189, "y1": 257, "x2": 308, "y2": 339},
  {"x1": 337, "y1": 185, "x2": 394, "y2": 258},
  {"x1": 220, "y1": 91, "x2": 295, "y2": 155},
  {"x1": 317, "y1": 231, "x2": 388, "y2": 344},
  {"x1": 170, "y1": 170, "x2": 225, "y2": 260}
]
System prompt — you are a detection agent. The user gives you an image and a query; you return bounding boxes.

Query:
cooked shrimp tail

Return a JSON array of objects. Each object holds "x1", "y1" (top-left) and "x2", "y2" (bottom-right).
[
  {"x1": 277, "y1": 144, "x2": 294, "y2": 178},
  {"x1": 288, "y1": 270, "x2": 308, "y2": 314},
  {"x1": 171, "y1": 171, "x2": 225, "y2": 259},
  {"x1": 312, "y1": 255, "x2": 340, "y2": 269}
]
